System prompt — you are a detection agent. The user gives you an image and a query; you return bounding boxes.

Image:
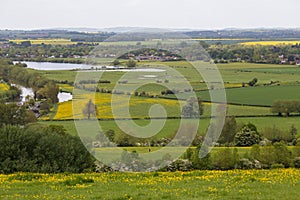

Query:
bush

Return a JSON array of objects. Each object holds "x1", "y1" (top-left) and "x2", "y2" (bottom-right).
[
  {"x1": 235, "y1": 125, "x2": 261, "y2": 146},
  {"x1": 184, "y1": 147, "x2": 212, "y2": 170},
  {"x1": 270, "y1": 163, "x2": 285, "y2": 169},
  {"x1": 250, "y1": 142, "x2": 292, "y2": 168},
  {"x1": 211, "y1": 148, "x2": 239, "y2": 170},
  {"x1": 165, "y1": 159, "x2": 193, "y2": 172},
  {"x1": 249, "y1": 78, "x2": 258, "y2": 86},
  {"x1": 293, "y1": 157, "x2": 300, "y2": 168},
  {"x1": 0, "y1": 125, "x2": 95, "y2": 173},
  {"x1": 262, "y1": 126, "x2": 295, "y2": 144},
  {"x1": 239, "y1": 158, "x2": 254, "y2": 169},
  {"x1": 273, "y1": 142, "x2": 292, "y2": 167}
]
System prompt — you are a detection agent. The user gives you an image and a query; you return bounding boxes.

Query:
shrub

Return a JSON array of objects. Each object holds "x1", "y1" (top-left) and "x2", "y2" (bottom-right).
[
  {"x1": 249, "y1": 78, "x2": 258, "y2": 86},
  {"x1": 293, "y1": 157, "x2": 300, "y2": 168},
  {"x1": 250, "y1": 143, "x2": 292, "y2": 168},
  {"x1": 185, "y1": 147, "x2": 212, "y2": 170},
  {"x1": 165, "y1": 159, "x2": 193, "y2": 172},
  {"x1": 0, "y1": 125, "x2": 95, "y2": 173},
  {"x1": 273, "y1": 142, "x2": 292, "y2": 167},
  {"x1": 262, "y1": 126, "x2": 294, "y2": 144},
  {"x1": 239, "y1": 158, "x2": 254, "y2": 169},
  {"x1": 211, "y1": 148, "x2": 238, "y2": 170},
  {"x1": 270, "y1": 163, "x2": 285, "y2": 169},
  {"x1": 235, "y1": 125, "x2": 261, "y2": 146}
]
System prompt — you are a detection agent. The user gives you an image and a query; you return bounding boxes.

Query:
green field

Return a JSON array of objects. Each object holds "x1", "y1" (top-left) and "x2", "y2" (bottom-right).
[
  {"x1": 1, "y1": 169, "x2": 299, "y2": 200},
  {"x1": 195, "y1": 85, "x2": 300, "y2": 106},
  {"x1": 37, "y1": 115, "x2": 300, "y2": 139}
]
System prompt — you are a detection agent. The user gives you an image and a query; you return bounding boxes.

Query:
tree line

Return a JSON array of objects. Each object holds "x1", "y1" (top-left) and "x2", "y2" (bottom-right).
[
  {"x1": 271, "y1": 100, "x2": 300, "y2": 116},
  {"x1": 208, "y1": 44, "x2": 300, "y2": 64}
]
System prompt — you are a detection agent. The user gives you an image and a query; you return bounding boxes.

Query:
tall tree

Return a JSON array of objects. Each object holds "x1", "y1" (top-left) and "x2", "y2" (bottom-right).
[
  {"x1": 218, "y1": 116, "x2": 237, "y2": 144},
  {"x1": 126, "y1": 60, "x2": 136, "y2": 68},
  {"x1": 82, "y1": 99, "x2": 97, "y2": 119},
  {"x1": 182, "y1": 97, "x2": 204, "y2": 118}
]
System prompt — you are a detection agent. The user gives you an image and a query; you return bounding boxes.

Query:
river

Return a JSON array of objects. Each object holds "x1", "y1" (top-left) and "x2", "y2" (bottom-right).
[
  {"x1": 13, "y1": 85, "x2": 72, "y2": 103},
  {"x1": 14, "y1": 61, "x2": 166, "y2": 72},
  {"x1": 12, "y1": 61, "x2": 166, "y2": 102}
]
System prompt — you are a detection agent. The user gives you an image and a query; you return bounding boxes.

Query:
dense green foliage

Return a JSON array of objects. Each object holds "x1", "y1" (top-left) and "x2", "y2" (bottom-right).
[
  {"x1": 271, "y1": 100, "x2": 300, "y2": 116},
  {"x1": 0, "y1": 85, "x2": 21, "y2": 102},
  {"x1": 0, "y1": 103, "x2": 35, "y2": 126},
  {"x1": 209, "y1": 44, "x2": 300, "y2": 64},
  {"x1": 234, "y1": 124, "x2": 261, "y2": 146},
  {"x1": 0, "y1": 124, "x2": 95, "y2": 173},
  {"x1": 0, "y1": 60, "x2": 59, "y2": 103}
]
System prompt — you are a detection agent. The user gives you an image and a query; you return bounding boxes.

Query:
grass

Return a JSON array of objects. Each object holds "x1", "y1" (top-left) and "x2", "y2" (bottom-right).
[
  {"x1": 195, "y1": 85, "x2": 300, "y2": 106},
  {"x1": 9, "y1": 39, "x2": 77, "y2": 45},
  {"x1": 241, "y1": 66, "x2": 300, "y2": 75},
  {"x1": 237, "y1": 116, "x2": 300, "y2": 133},
  {"x1": 0, "y1": 169, "x2": 300, "y2": 199},
  {"x1": 94, "y1": 146, "x2": 300, "y2": 162},
  {"x1": 37, "y1": 115, "x2": 300, "y2": 139}
]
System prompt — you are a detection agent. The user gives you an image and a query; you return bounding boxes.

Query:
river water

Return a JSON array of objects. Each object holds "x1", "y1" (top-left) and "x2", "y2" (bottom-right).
[
  {"x1": 14, "y1": 85, "x2": 72, "y2": 103},
  {"x1": 14, "y1": 61, "x2": 166, "y2": 72},
  {"x1": 12, "y1": 61, "x2": 166, "y2": 103}
]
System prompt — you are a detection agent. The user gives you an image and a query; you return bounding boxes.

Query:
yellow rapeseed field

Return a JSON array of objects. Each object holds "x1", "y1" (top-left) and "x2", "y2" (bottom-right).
[
  {"x1": 240, "y1": 41, "x2": 300, "y2": 46},
  {"x1": 0, "y1": 83, "x2": 9, "y2": 91},
  {"x1": 9, "y1": 39, "x2": 77, "y2": 45},
  {"x1": 54, "y1": 93, "x2": 181, "y2": 120}
]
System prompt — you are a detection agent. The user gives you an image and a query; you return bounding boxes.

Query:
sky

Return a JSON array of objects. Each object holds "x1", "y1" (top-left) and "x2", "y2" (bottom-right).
[{"x1": 1, "y1": 0, "x2": 300, "y2": 30}]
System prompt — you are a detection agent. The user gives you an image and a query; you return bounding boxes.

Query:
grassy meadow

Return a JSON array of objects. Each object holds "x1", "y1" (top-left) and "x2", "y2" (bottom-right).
[
  {"x1": 195, "y1": 84, "x2": 300, "y2": 106},
  {"x1": 1, "y1": 169, "x2": 300, "y2": 200},
  {"x1": 37, "y1": 115, "x2": 300, "y2": 140}
]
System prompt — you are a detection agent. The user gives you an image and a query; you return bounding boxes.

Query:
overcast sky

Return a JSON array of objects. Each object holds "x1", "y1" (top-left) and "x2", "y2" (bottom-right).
[{"x1": 1, "y1": 0, "x2": 300, "y2": 30}]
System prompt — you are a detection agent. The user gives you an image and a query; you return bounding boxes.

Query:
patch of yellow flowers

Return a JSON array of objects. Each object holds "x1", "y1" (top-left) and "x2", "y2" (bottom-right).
[
  {"x1": 240, "y1": 41, "x2": 300, "y2": 46},
  {"x1": 0, "y1": 169, "x2": 299, "y2": 199},
  {"x1": 54, "y1": 93, "x2": 180, "y2": 120},
  {"x1": 0, "y1": 83, "x2": 9, "y2": 91}
]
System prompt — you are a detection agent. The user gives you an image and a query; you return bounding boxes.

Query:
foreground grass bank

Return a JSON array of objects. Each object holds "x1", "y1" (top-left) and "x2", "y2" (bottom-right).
[{"x1": 1, "y1": 169, "x2": 299, "y2": 200}]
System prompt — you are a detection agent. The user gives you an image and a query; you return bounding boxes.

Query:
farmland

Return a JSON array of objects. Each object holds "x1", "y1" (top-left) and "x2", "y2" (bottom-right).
[
  {"x1": 37, "y1": 115, "x2": 300, "y2": 139},
  {"x1": 1, "y1": 169, "x2": 300, "y2": 200},
  {"x1": 2, "y1": 33, "x2": 300, "y2": 199},
  {"x1": 9, "y1": 39, "x2": 77, "y2": 45},
  {"x1": 239, "y1": 40, "x2": 300, "y2": 46},
  {"x1": 50, "y1": 93, "x2": 271, "y2": 120},
  {"x1": 31, "y1": 60, "x2": 300, "y2": 139},
  {"x1": 195, "y1": 84, "x2": 300, "y2": 106}
]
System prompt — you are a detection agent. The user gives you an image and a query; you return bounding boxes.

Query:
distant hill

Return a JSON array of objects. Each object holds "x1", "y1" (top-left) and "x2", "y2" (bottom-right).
[{"x1": 1, "y1": 27, "x2": 300, "y2": 41}]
